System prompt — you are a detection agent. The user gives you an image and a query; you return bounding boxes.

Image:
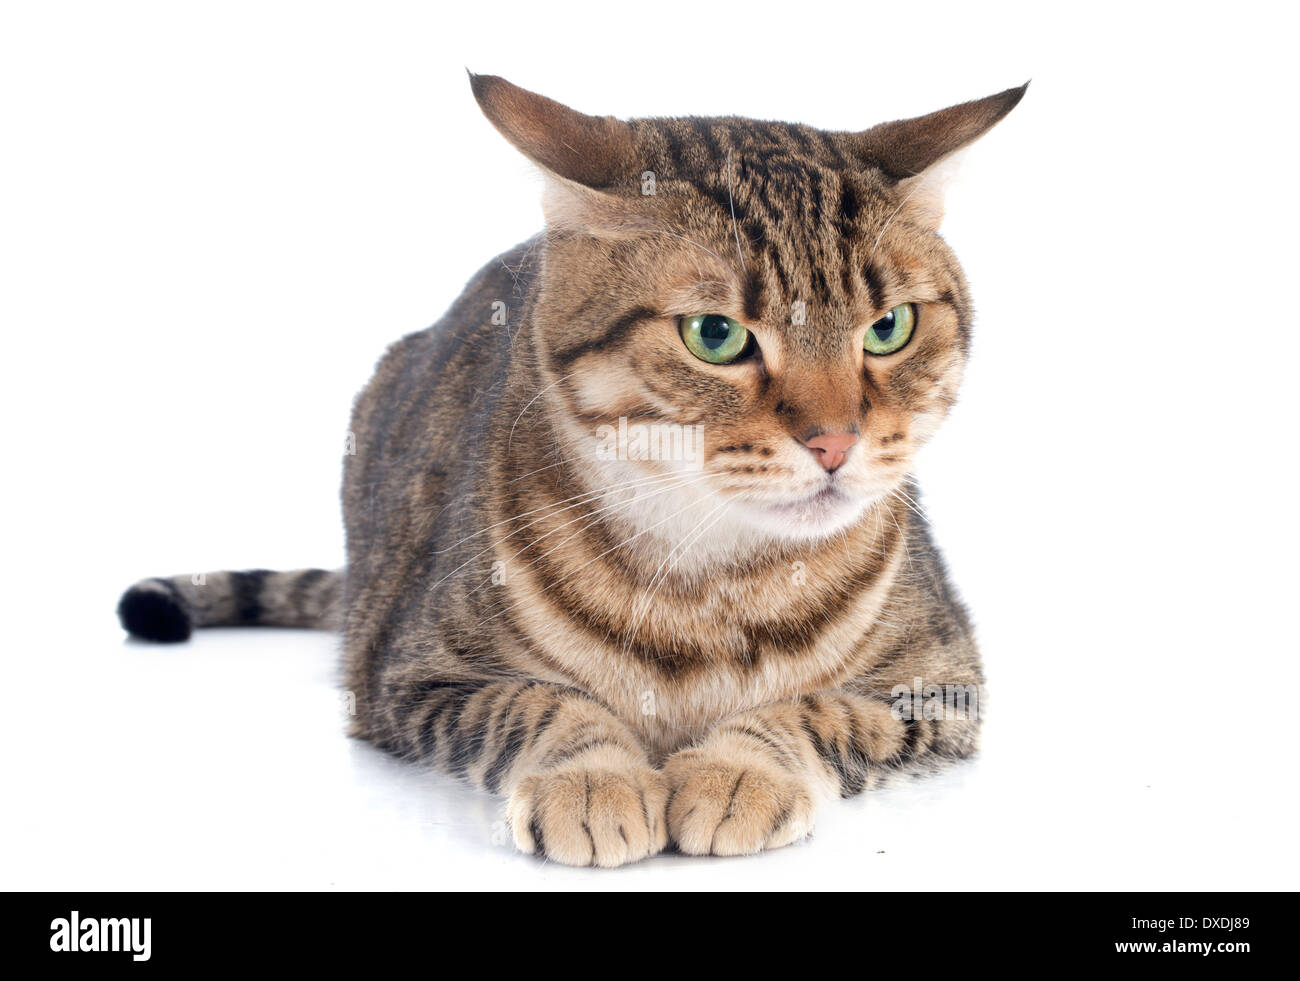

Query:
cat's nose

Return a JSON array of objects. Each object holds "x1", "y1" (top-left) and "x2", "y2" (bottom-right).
[{"x1": 801, "y1": 431, "x2": 859, "y2": 472}]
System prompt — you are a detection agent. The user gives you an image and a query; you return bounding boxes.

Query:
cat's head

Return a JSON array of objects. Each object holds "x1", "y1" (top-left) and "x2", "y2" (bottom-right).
[{"x1": 473, "y1": 74, "x2": 1024, "y2": 546}]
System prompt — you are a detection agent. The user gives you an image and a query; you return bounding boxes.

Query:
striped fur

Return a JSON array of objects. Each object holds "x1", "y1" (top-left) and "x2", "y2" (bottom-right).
[
  {"x1": 119, "y1": 75, "x2": 1023, "y2": 866},
  {"x1": 118, "y1": 568, "x2": 341, "y2": 641}
]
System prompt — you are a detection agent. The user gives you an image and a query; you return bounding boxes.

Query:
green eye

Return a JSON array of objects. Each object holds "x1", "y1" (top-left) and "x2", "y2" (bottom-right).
[
  {"x1": 864, "y1": 303, "x2": 916, "y2": 355},
  {"x1": 680, "y1": 314, "x2": 752, "y2": 364}
]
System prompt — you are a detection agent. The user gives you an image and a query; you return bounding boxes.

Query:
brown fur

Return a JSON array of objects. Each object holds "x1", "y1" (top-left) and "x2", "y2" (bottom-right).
[{"x1": 119, "y1": 75, "x2": 1024, "y2": 866}]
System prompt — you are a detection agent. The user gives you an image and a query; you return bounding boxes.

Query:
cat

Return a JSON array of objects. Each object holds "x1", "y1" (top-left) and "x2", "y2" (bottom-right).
[{"x1": 118, "y1": 74, "x2": 1025, "y2": 867}]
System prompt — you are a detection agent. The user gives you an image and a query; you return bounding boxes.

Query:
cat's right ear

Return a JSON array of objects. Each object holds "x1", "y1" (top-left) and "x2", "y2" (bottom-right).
[
  {"x1": 844, "y1": 83, "x2": 1028, "y2": 229},
  {"x1": 469, "y1": 73, "x2": 649, "y2": 234}
]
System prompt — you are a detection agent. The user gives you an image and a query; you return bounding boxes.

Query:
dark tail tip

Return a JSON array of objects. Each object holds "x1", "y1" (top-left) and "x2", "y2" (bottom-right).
[{"x1": 117, "y1": 583, "x2": 193, "y2": 643}]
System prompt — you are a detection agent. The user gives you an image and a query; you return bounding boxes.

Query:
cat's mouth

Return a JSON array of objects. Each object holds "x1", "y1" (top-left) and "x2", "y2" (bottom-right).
[
  {"x1": 731, "y1": 483, "x2": 866, "y2": 537},
  {"x1": 764, "y1": 484, "x2": 842, "y2": 516}
]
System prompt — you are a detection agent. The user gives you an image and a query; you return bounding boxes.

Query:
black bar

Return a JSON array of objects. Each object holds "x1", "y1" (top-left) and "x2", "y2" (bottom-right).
[{"x1": 1, "y1": 891, "x2": 1284, "y2": 969}]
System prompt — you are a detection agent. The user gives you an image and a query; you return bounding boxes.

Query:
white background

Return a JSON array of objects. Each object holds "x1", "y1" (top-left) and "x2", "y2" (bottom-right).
[{"x1": 2, "y1": 1, "x2": 1297, "y2": 890}]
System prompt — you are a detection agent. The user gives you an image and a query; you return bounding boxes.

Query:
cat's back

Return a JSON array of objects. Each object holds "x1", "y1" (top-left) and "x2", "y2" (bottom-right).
[
  {"x1": 356, "y1": 236, "x2": 539, "y2": 431},
  {"x1": 342, "y1": 237, "x2": 540, "y2": 572}
]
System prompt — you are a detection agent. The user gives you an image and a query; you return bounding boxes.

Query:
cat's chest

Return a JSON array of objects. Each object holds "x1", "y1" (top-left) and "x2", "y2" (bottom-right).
[
  {"x1": 524, "y1": 587, "x2": 895, "y2": 758},
  {"x1": 490, "y1": 513, "x2": 905, "y2": 755},
  {"x1": 613, "y1": 638, "x2": 872, "y2": 757}
]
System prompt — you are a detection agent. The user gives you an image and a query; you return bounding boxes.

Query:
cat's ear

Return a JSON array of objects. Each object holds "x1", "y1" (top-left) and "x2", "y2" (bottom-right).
[
  {"x1": 469, "y1": 72, "x2": 647, "y2": 234},
  {"x1": 846, "y1": 83, "x2": 1028, "y2": 228}
]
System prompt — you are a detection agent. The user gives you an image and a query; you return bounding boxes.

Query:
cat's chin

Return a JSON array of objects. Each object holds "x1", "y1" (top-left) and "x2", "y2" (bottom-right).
[{"x1": 730, "y1": 486, "x2": 871, "y2": 541}]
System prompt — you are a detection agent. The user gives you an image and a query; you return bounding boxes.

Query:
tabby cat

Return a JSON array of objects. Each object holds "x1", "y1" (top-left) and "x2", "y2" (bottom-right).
[{"x1": 118, "y1": 74, "x2": 1025, "y2": 866}]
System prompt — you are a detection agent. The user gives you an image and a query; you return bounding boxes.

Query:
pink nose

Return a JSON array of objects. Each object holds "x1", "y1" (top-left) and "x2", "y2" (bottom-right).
[{"x1": 802, "y1": 431, "x2": 859, "y2": 472}]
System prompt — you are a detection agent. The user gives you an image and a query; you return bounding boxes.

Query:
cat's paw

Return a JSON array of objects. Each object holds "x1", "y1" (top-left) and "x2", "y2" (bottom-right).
[
  {"x1": 506, "y1": 761, "x2": 668, "y2": 868},
  {"x1": 663, "y1": 750, "x2": 815, "y2": 857}
]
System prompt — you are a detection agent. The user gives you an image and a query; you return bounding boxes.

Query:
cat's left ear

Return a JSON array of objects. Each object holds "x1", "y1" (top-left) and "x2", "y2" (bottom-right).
[
  {"x1": 844, "y1": 83, "x2": 1029, "y2": 229},
  {"x1": 469, "y1": 72, "x2": 648, "y2": 234}
]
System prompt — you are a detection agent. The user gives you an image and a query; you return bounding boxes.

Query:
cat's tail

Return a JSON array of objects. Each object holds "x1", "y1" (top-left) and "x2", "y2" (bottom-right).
[{"x1": 117, "y1": 568, "x2": 343, "y2": 643}]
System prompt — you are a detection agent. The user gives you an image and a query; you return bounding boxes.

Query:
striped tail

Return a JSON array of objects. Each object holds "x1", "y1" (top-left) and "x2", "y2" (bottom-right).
[{"x1": 117, "y1": 568, "x2": 343, "y2": 643}]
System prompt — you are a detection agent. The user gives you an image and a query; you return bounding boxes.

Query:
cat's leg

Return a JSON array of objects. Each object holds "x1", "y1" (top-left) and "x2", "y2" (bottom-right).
[
  {"x1": 661, "y1": 690, "x2": 976, "y2": 856},
  {"x1": 379, "y1": 678, "x2": 668, "y2": 867}
]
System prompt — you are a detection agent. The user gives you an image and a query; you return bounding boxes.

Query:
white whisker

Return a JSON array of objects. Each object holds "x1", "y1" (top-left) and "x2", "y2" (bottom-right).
[
  {"x1": 622, "y1": 498, "x2": 731, "y2": 659},
  {"x1": 727, "y1": 148, "x2": 745, "y2": 268},
  {"x1": 473, "y1": 486, "x2": 720, "y2": 629}
]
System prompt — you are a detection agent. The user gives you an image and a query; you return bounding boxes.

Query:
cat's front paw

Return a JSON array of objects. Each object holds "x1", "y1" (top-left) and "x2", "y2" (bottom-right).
[
  {"x1": 663, "y1": 749, "x2": 815, "y2": 857},
  {"x1": 507, "y1": 760, "x2": 668, "y2": 868}
]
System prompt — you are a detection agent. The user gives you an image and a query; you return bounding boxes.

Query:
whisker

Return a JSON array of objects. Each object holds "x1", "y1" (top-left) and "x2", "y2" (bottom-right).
[
  {"x1": 726, "y1": 148, "x2": 745, "y2": 268},
  {"x1": 461, "y1": 472, "x2": 709, "y2": 598},
  {"x1": 505, "y1": 456, "x2": 567, "y2": 485},
  {"x1": 869, "y1": 167, "x2": 936, "y2": 264},
  {"x1": 889, "y1": 485, "x2": 929, "y2": 523},
  {"x1": 878, "y1": 494, "x2": 915, "y2": 576},
  {"x1": 428, "y1": 468, "x2": 692, "y2": 559},
  {"x1": 648, "y1": 229, "x2": 724, "y2": 264},
  {"x1": 472, "y1": 487, "x2": 719, "y2": 630},
  {"x1": 427, "y1": 472, "x2": 697, "y2": 600},
  {"x1": 622, "y1": 498, "x2": 731, "y2": 658},
  {"x1": 507, "y1": 368, "x2": 583, "y2": 452}
]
